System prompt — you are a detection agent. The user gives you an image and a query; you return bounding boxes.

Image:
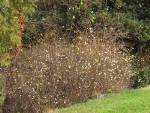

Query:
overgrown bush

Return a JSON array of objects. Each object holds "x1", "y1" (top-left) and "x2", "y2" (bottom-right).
[
  {"x1": 2, "y1": 0, "x2": 149, "y2": 112},
  {"x1": 2, "y1": 37, "x2": 132, "y2": 113}
]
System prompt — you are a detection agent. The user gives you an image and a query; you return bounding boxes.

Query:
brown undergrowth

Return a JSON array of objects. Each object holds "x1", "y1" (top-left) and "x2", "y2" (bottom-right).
[{"x1": 2, "y1": 37, "x2": 132, "y2": 113}]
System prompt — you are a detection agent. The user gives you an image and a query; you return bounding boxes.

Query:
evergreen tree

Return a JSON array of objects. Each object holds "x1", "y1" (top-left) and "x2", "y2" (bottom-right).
[{"x1": 0, "y1": 0, "x2": 36, "y2": 66}]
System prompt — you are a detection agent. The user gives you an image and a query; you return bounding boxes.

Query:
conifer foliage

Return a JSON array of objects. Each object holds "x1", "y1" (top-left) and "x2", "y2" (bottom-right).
[{"x1": 0, "y1": 0, "x2": 36, "y2": 66}]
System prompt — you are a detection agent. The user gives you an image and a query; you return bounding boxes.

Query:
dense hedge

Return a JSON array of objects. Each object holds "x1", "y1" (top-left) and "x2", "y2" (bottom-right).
[{"x1": 23, "y1": 0, "x2": 150, "y2": 88}]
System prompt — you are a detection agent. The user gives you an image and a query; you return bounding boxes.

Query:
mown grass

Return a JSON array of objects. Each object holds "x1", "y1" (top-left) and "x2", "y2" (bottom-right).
[{"x1": 53, "y1": 86, "x2": 150, "y2": 113}]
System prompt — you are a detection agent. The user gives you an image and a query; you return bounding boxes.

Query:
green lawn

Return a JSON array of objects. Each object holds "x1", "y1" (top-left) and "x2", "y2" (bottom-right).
[{"x1": 54, "y1": 86, "x2": 150, "y2": 113}]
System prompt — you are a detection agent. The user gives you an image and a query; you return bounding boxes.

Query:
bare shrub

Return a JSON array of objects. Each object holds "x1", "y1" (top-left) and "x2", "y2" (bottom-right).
[{"x1": 2, "y1": 38, "x2": 132, "y2": 113}]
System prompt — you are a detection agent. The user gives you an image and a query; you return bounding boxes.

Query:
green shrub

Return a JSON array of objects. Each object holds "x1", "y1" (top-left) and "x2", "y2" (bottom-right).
[
  {"x1": 23, "y1": 0, "x2": 150, "y2": 44},
  {"x1": 130, "y1": 66, "x2": 150, "y2": 88},
  {"x1": 130, "y1": 45, "x2": 150, "y2": 88}
]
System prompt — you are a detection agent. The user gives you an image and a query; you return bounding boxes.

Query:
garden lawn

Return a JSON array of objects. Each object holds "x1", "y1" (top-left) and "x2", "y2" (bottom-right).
[{"x1": 54, "y1": 86, "x2": 150, "y2": 113}]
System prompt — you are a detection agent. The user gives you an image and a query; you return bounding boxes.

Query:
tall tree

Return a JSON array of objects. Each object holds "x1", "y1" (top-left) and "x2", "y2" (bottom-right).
[{"x1": 0, "y1": 1, "x2": 36, "y2": 113}]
